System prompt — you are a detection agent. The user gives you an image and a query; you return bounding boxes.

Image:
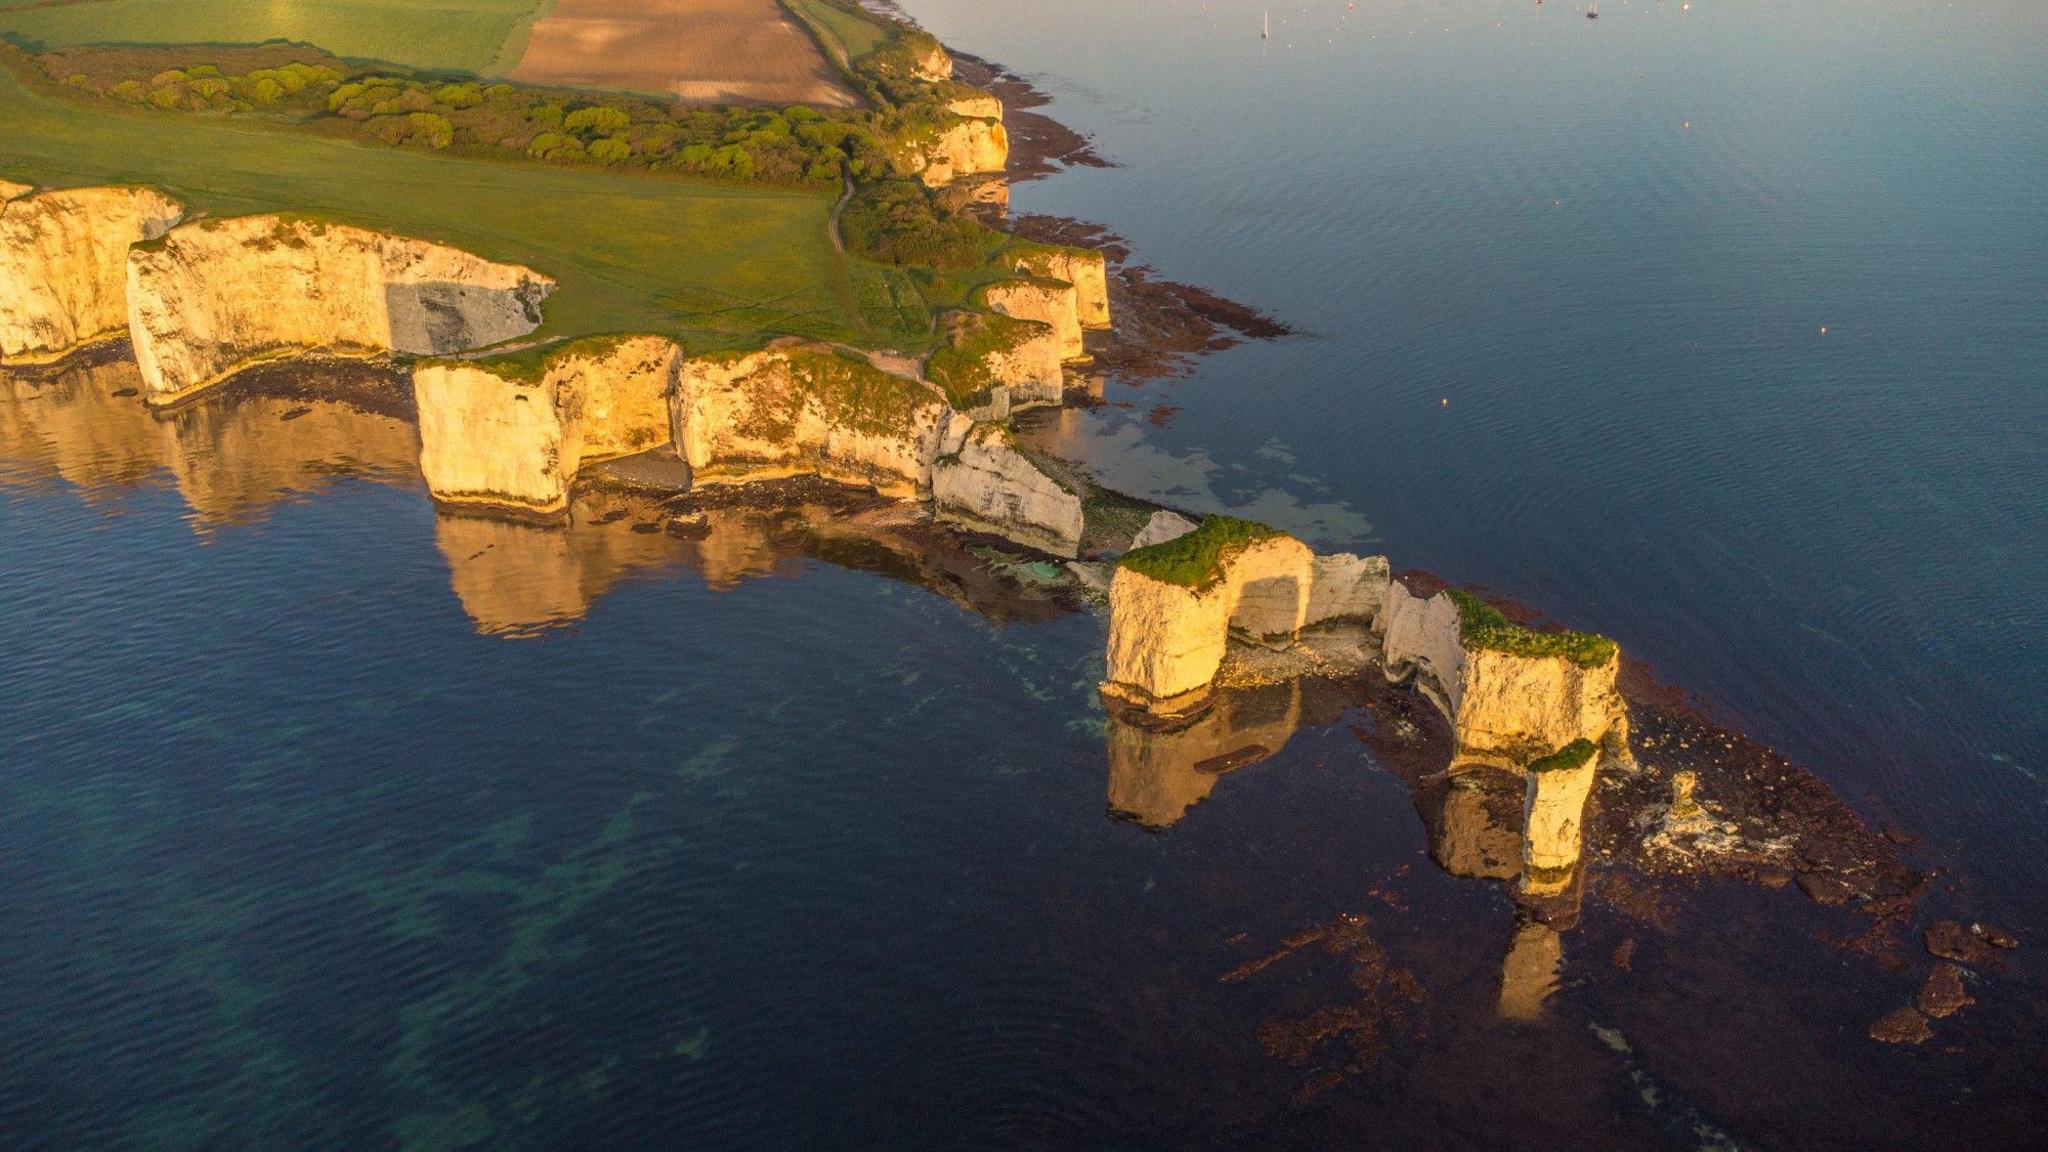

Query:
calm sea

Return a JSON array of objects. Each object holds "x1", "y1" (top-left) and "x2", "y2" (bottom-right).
[{"x1": 2, "y1": 1, "x2": 2044, "y2": 1147}]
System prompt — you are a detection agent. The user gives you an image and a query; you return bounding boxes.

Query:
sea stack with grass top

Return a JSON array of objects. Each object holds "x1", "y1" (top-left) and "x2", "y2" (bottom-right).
[
  {"x1": 1101, "y1": 516, "x2": 1390, "y2": 717},
  {"x1": 1380, "y1": 578, "x2": 1629, "y2": 770},
  {"x1": 1520, "y1": 738, "x2": 1601, "y2": 897}
]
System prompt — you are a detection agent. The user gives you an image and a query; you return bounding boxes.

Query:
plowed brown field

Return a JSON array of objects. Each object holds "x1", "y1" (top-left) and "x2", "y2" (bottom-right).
[{"x1": 511, "y1": 0, "x2": 858, "y2": 107}]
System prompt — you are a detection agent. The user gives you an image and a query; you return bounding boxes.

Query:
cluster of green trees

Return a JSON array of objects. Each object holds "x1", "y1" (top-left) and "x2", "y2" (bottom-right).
[{"x1": 41, "y1": 0, "x2": 1013, "y2": 269}]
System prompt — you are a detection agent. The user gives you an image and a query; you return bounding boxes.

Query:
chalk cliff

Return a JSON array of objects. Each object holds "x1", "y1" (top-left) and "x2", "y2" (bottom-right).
[
  {"x1": 671, "y1": 343, "x2": 951, "y2": 500},
  {"x1": 1102, "y1": 517, "x2": 1392, "y2": 713},
  {"x1": 414, "y1": 335, "x2": 679, "y2": 515},
  {"x1": 1009, "y1": 246, "x2": 1111, "y2": 330},
  {"x1": 1381, "y1": 581, "x2": 1629, "y2": 767},
  {"x1": 1520, "y1": 740, "x2": 1600, "y2": 896},
  {"x1": 0, "y1": 180, "x2": 30, "y2": 203},
  {"x1": 913, "y1": 117, "x2": 1010, "y2": 187},
  {"x1": 943, "y1": 87, "x2": 1003, "y2": 120},
  {"x1": 925, "y1": 309, "x2": 1063, "y2": 420},
  {"x1": 0, "y1": 186, "x2": 183, "y2": 364},
  {"x1": 975, "y1": 278, "x2": 1084, "y2": 361},
  {"x1": 127, "y1": 215, "x2": 552, "y2": 405},
  {"x1": 931, "y1": 423, "x2": 1083, "y2": 558},
  {"x1": 911, "y1": 42, "x2": 953, "y2": 82}
]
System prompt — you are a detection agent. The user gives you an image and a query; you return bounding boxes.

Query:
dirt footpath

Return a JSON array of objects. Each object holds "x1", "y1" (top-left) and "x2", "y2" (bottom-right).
[{"x1": 511, "y1": 0, "x2": 859, "y2": 107}]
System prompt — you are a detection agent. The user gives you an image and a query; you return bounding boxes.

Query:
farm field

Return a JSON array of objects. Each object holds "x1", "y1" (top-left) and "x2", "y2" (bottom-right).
[
  {"x1": 511, "y1": 0, "x2": 860, "y2": 107},
  {"x1": 0, "y1": 0, "x2": 551, "y2": 75},
  {"x1": 0, "y1": 57, "x2": 928, "y2": 351}
]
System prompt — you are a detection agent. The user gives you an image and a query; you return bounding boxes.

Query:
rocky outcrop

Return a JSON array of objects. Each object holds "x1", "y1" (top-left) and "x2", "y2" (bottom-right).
[
  {"x1": 1102, "y1": 516, "x2": 1391, "y2": 713},
  {"x1": 1130, "y1": 510, "x2": 1198, "y2": 550},
  {"x1": 413, "y1": 336, "x2": 679, "y2": 515},
  {"x1": 944, "y1": 90, "x2": 1003, "y2": 120},
  {"x1": 924, "y1": 309, "x2": 1062, "y2": 419},
  {"x1": 1521, "y1": 740, "x2": 1600, "y2": 896},
  {"x1": 931, "y1": 423, "x2": 1083, "y2": 557},
  {"x1": 1009, "y1": 246, "x2": 1111, "y2": 330},
  {"x1": 912, "y1": 117, "x2": 1009, "y2": 187},
  {"x1": 1308, "y1": 553, "x2": 1391, "y2": 626},
  {"x1": 127, "y1": 215, "x2": 552, "y2": 405},
  {"x1": 1, "y1": 186, "x2": 184, "y2": 364},
  {"x1": 910, "y1": 42, "x2": 952, "y2": 82},
  {"x1": 1381, "y1": 581, "x2": 1628, "y2": 767},
  {"x1": 975, "y1": 278, "x2": 1084, "y2": 361},
  {"x1": 671, "y1": 343, "x2": 951, "y2": 500}
]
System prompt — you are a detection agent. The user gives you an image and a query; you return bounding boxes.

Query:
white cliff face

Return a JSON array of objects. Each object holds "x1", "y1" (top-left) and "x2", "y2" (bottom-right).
[
  {"x1": 1104, "y1": 528, "x2": 1317, "y2": 709},
  {"x1": 914, "y1": 118, "x2": 1009, "y2": 187},
  {"x1": 671, "y1": 344, "x2": 951, "y2": 500},
  {"x1": 931, "y1": 423, "x2": 1083, "y2": 557},
  {"x1": 945, "y1": 92, "x2": 1003, "y2": 120},
  {"x1": 977, "y1": 278, "x2": 1084, "y2": 361},
  {"x1": 926, "y1": 309, "x2": 1063, "y2": 421},
  {"x1": 1381, "y1": 582, "x2": 1629, "y2": 766},
  {"x1": 1522, "y1": 752, "x2": 1599, "y2": 895},
  {"x1": 1308, "y1": 553, "x2": 1391, "y2": 628},
  {"x1": 413, "y1": 336, "x2": 680, "y2": 514},
  {"x1": 911, "y1": 43, "x2": 953, "y2": 82},
  {"x1": 127, "y1": 215, "x2": 552, "y2": 405},
  {"x1": 1130, "y1": 510, "x2": 1197, "y2": 550},
  {"x1": 0, "y1": 186, "x2": 184, "y2": 364},
  {"x1": 1010, "y1": 247, "x2": 1111, "y2": 330}
]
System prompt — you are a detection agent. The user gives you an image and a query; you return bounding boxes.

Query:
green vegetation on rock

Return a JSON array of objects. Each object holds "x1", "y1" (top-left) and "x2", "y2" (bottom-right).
[
  {"x1": 1446, "y1": 589, "x2": 1618, "y2": 669},
  {"x1": 924, "y1": 310, "x2": 1048, "y2": 409},
  {"x1": 1117, "y1": 516, "x2": 1285, "y2": 591},
  {"x1": 1527, "y1": 738, "x2": 1599, "y2": 774}
]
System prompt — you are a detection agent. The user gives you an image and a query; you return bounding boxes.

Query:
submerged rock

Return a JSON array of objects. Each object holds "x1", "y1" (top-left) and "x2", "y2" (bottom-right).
[
  {"x1": 413, "y1": 336, "x2": 680, "y2": 514},
  {"x1": 1, "y1": 186, "x2": 183, "y2": 364},
  {"x1": 1868, "y1": 1006, "x2": 1933, "y2": 1045},
  {"x1": 1925, "y1": 920, "x2": 2006, "y2": 970},
  {"x1": 1381, "y1": 581, "x2": 1628, "y2": 768},
  {"x1": 1916, "y1": 964, "x2": 1973, "y2": 1020},
  {"x1": 127, "y1": 214, "x2": 552, "y2": 405},
  {"x1": 931, "y1": 423, "x2": 1083, "y2": 557}
]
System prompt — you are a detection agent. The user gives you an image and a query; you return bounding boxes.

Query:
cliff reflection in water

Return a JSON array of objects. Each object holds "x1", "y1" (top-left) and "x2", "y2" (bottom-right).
[
  {"x1": 0, "y1": 349, "x2": 420, "y2": 525},
  {"x1": 1, "y1": 351, "x2": 1079, "y2": 638},
  {"x1": 1105, "y1": 679, "x2": 1357, "y2": 829}
]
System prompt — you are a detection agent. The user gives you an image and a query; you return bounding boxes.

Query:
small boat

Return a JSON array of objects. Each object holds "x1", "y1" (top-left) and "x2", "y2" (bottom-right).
[
  {"x1": 1263, "y1": 10, "x2": 1270, "y2": 38},
  {"x1": 1587, "y1": 2, "x2": 1599, "y2": 17}
]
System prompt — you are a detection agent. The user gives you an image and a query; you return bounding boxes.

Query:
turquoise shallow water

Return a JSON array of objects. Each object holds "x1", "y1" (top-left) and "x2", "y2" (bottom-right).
[{"x1": 3, "y1": 2, "x2": 2047, "y2": 1148}]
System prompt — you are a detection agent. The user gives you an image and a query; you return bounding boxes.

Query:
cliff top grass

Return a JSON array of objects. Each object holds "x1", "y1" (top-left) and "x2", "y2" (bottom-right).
[
  {"x1": 924, "y1": 309, "x2": 1050, "y2": 409},
  {"x1": 1446, "y1": 589, "x2": 1618, "y2": 669},
  {"x1": 1528, "y1": 738, "x2": 1599, "y2": 774},
  {"x1": 1117, "y1": 516, "x2": 1285, "y2": 591},
  {"x1": 421, "y1": 333, "x2": 654, "y2": 383}
]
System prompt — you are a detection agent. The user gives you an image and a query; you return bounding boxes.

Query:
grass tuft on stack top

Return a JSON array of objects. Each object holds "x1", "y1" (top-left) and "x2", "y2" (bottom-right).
[
  {"x1": 1527, "y1": 738, "x2": 1599, "y2": 774},
  {"x1": 1116, "y1": 516, "x2": 1284, "y2": 591},
  {"x1": 1446, "y1": 589, "x2": 1617, "y2": 669}
]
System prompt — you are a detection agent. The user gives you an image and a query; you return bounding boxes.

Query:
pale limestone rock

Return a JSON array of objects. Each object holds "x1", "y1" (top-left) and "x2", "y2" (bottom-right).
[
  {"x1": 126, "y1": 215, "x2": 552, "y2": 404},
  {"x1": 1307, "y1": 553, "x2": 1390, "y2": 627},
  {"x1": 945, "y1": 92, "x2": 1003, "y2": 120},
  {"x1": 1130, "y1": 510, "x2": 1197, "y2": 550},
  {"x1": 1522, "y1": 752, "x2": 1600, "y2": 895},
  {"x1": 976, "y1": 277, "x2": 1084, "y2": 361},
  {"x1": 1103, "y1": 527, "x2": 1315, "y2": 710},
  {"x1": 1381, "y1": 581, "x2": 1629, "y2": 766},
  {"x1": 0, "y1": 186, "x2": 184, "y2": 364},
  {"x1": 911, "y1": 43, "x2": 953, "y2": 82},
  {"x1": 931, "y1": 423, "x2": 1082, "y2": 557},
  {"x1": 913, "y1": 118, "x2": 1009, "y2": 187},
  {"x1": 1010, "y1": 247, "x2": 1111, "y2": 330},
  {"x1": 0, "y1": 180, "x2": 31, "y2": 203},
  {"x1": 671, "y1": 344, "x2": 951, "y2": 499},
  {"x1": 1498, "y1": 919, "x2": 1563, "y2": 1022},
  {"x1": 926, "y1": 309, "x2": 1062, "y2": 421},
  {"x1": 414, "y1": 336, "x2": 680, "y2": 514}
]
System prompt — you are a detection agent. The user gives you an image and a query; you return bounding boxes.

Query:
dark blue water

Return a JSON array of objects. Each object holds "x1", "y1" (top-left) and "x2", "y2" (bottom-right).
[
  {"x1": 920, "y1": 0, "x2": 2048, "y2": 912},
  {"x1": 5, "y1": 2, "x2": 2048, "y2": 1147}
]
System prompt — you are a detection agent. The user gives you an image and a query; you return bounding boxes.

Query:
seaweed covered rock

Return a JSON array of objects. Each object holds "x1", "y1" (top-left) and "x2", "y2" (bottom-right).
[
  {"x1": 1381, "y1": 581, "x2": 1628, "y2": 767},
  {"x1": 931, "y1": 423, "x2": 1083, "y2": 557},
  {"x1": 1009, "y1": 245, "x2": 1110, "y2": 330},
  {"x1": 0, "y1": 186, "x2": 183, "y2": 364},
  {"x1": 413, "y1": 336, "x2": 680, "y2": 514},
  {"x1": 671, "y1": 343, "x2": 951, "y2": 499},
  {"x1": 925, "y1": 309, "x2": 1062, "y2": 419},
  {"x1": 975, "y1": 277, "x2": 1084, "y2": 361},
  {"x1": 127, "y1": 215, "x2": 552, "y2": 404}
]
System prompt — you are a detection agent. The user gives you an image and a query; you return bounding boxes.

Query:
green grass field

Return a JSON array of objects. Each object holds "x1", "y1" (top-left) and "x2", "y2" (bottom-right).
[
  {"x1": 0, "y1": 56, "x2": 939, "y2": 352},
  {"x1": 783, "y1": 0, "x2": 890, "y2": 66},
  {"x1": 0, "y1": 0, "x2": 551, "y2": 76}
]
